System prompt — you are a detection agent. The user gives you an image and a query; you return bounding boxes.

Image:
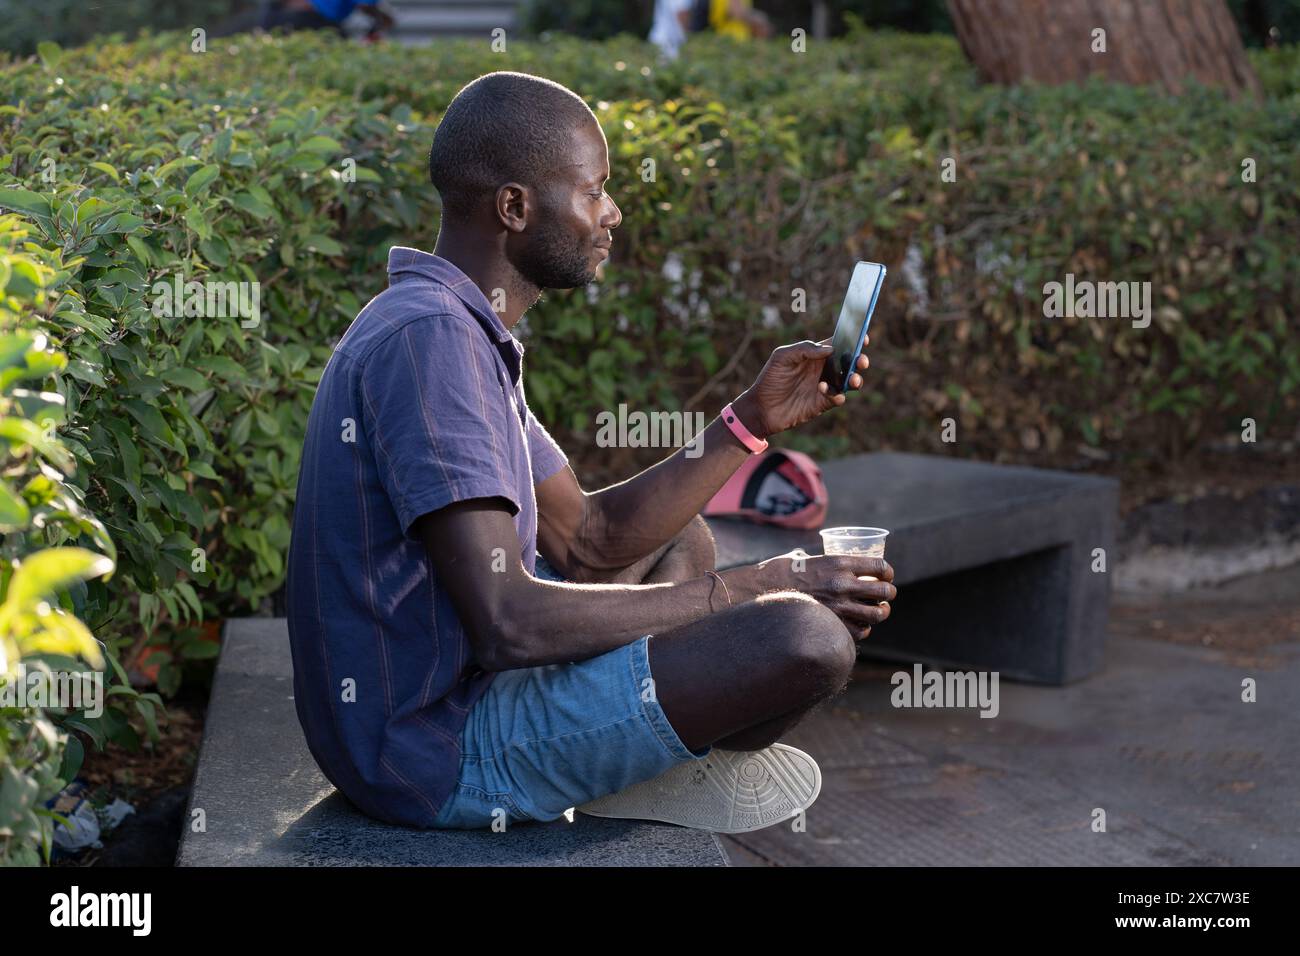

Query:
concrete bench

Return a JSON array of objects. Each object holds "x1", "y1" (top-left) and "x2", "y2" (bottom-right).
[
  {"x1": 705, "y1": 452, "x2": 1119, "y2": 685},
  {"x1": 177, "y1": 618, "x2": 727, "y2": 866}
]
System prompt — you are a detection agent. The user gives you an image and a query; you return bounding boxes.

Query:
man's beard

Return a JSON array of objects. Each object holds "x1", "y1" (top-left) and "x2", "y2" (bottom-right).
[{"x1": 508, "y1": 211, "x2": 596, "y2": 291}]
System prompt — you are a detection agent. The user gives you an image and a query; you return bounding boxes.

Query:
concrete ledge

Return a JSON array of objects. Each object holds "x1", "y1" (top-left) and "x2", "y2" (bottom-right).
[{"x1": 178, "y1": 618, "x2": 727, "y2": 866}]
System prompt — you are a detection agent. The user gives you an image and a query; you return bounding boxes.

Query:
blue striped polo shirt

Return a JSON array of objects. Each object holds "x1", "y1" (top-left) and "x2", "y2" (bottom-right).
[{"x1": 286, "y1": 247, "x2": 568, "y2": 827}]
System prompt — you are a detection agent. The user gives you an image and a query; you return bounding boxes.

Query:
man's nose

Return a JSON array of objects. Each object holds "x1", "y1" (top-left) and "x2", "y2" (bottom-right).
[{"x1": 604, "y1": 196, "x2": 622, "y2": 230}]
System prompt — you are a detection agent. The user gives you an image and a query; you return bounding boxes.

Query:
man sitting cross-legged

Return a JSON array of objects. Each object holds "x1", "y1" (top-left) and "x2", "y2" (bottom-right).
[{"x1": 284, "y1": 71, "x2": 895, "y2": 834}]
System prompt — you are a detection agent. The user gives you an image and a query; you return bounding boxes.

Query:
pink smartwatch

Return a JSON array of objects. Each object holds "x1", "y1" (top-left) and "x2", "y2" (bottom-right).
[{"x1": 721, "y1": 403, "x2": 768, "y2": 455}]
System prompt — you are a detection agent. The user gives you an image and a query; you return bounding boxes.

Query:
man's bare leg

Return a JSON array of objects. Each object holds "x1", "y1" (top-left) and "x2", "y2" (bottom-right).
[
  {"x1": 609, "y1": 514, "x2": 854, "y2": 753},
  {"x1": 599, "y1": 513, "x2": 718, "y2": 585},
  {"x1": 648, "y1": 592, "x2": 854, "y2": 753}
]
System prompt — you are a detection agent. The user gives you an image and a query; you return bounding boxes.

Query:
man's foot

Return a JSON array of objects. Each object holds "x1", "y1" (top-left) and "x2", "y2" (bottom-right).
[{"x1": 575, "y1": 743, "x2": 821, "y2": 834}]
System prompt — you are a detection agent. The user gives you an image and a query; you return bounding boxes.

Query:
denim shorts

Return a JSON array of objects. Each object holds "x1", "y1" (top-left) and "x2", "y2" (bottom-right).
[{"x1": 430, "y1": 554, "x2": 712, "y2": 829}]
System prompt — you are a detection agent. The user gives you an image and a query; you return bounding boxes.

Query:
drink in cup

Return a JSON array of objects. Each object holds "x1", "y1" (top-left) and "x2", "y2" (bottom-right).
[{"x1": 819, "y1": 526, "x2": 889, "y2": 580}]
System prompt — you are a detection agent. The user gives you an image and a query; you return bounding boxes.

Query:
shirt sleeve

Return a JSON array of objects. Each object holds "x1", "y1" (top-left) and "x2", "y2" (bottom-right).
[
  {"x1": 525, "y1": 403, "x2": 568, "y2": 485},
  {"x1": 361, "y1": 316, "x2": 522, "y2": 537}
]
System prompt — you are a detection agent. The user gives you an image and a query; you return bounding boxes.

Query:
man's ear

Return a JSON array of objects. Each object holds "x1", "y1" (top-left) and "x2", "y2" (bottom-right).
[{"x1": 496, "y1": 182, "x2": 530, "y2": 233}]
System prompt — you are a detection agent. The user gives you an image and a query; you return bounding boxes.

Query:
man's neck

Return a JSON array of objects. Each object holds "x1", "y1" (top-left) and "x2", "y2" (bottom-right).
[{"x1": 432, "y1": 232, "x2": 540, "y2": 332}]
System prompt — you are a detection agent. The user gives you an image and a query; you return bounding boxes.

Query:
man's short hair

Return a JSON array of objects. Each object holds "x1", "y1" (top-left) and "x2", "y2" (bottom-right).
[{"x1": 428, "y1": 71, "x2": 597, "y2": 226}]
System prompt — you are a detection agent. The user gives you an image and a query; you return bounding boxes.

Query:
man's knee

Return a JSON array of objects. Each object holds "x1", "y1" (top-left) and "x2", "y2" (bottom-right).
[
  {"x1": 755, "y1": 591, "x2": 855, "y2": 694},
  {"x1": 672, "y1": 513, "x2": 716, "y2": 574}
]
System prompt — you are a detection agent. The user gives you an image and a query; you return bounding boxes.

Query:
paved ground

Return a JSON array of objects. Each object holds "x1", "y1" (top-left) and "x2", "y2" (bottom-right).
[{"x1": 719, "y1": 562, "x2": 1300, "y2": 866}]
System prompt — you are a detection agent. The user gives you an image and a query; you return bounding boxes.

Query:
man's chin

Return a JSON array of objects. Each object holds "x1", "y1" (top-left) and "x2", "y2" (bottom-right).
[{"x1": 545, "y1": 269, "x2": 600, "y2": 290}]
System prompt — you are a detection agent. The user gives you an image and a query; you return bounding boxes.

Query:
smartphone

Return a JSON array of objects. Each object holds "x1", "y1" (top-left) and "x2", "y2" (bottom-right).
[{"x1": 821, "y1": 261, "x2": 886, "y2": 394}]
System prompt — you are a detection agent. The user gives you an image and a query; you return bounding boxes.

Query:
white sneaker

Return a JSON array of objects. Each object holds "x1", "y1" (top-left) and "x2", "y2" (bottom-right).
[{"x1": 575, "y1": 743, "x2": 822, "y2": 834}]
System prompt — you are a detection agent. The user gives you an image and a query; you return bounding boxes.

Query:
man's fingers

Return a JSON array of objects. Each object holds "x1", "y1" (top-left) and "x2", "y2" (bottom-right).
[
  {"x1": 831, "y1": 555, "x2": 894, "y2": 582},
  {"x1": 845, "y1": 577, "x2": 897, "y2": 603},
  {"x1": 833, "y1": 599, "x2": 891, "y2": 629}
]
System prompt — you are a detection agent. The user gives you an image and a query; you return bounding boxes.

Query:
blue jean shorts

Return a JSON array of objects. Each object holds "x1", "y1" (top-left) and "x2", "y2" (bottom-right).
[{"x1": 430, "y1": 554, "x2": 713, "y2": 829}]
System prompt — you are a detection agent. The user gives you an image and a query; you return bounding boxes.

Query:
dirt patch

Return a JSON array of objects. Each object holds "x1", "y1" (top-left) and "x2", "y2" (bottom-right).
[
  {"x1": 78, "y1": 695, "x2": 206, "y2": 800},
  {"x1": 53, "y1": 690, "x2": 206, "y2": 867},
  {"x1": 1111, "y1": 561, "x2": 1300, "y2": 653}
]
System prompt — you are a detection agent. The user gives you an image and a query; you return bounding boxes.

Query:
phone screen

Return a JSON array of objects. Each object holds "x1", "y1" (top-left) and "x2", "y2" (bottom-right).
[{"x1": 825, "y1": 261, "x2": 886, "y2": 393}]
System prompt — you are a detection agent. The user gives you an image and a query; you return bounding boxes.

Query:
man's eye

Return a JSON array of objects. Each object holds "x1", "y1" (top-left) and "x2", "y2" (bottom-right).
[{"x1": 590, "y1": 191, "x2": 605, "y2": 199}]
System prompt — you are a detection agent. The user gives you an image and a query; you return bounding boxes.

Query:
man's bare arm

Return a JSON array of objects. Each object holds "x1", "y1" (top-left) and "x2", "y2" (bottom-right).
[
  {"x1": 419, "y1": 497, "x2": 893, "y2": 670},
  {"x1": 420, "y1": 498, "x2": 751, "y2": 669},
  {"x1": 537, "y1": 341, "x2": 871, "y2": 581},
  {"x1": 533, "y1": 413, "x2": 750, "y2": 581}
]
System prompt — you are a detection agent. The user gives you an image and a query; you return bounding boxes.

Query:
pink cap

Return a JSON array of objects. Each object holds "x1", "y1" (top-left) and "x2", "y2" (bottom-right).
[{"x1": 703, "y1": 449, "x2": 829, "y2": 530}]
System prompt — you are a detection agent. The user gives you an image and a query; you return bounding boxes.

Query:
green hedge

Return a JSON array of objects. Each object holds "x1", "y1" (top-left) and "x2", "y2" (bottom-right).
[
  {"x1": 0, "y1": 29, "x2": 1296, "y2": 859},
  {"x1": 0, "y1": 0, "x2": 250, "y2": 57},
  {"x1": 0, "y1": 24, "x2": 1293, "y2": 626},
  {"x1": 0, "y1": 213, "x2": 162, "y2": 865}
]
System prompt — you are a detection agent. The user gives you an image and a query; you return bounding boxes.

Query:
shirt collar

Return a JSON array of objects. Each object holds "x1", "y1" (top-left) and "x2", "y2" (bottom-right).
[{"x1": 386, "y1": 246, "x2": 518, "y2": 348}]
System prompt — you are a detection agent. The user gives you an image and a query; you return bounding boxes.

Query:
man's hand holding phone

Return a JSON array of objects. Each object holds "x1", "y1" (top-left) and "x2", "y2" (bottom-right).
[
  {"x1": 729, "y1": 336, "x2": 871, "y2": 441},
  {"x1": 727, "y1": 260, "x2": 884, "y2": 440}
]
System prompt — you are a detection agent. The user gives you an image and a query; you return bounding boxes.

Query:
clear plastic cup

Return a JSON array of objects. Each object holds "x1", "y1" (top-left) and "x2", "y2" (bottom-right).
[{"x1": 819, "y1": 526, "x2": 889, "y2": 580}]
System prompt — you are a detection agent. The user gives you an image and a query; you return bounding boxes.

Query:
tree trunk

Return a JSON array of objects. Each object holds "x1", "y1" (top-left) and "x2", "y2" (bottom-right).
[{"x1": 946, "y1": 0, "x2": 1262, "y2": 100}]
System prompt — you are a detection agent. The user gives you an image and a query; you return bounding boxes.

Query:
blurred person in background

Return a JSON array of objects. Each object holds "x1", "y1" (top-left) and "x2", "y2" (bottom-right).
[
  {"x1": 649, "y1": 0, "x2": 693, "y2": 60},
  {"x1": 707, "y1": 0, "x2": 773, "y2": 40},
  {"x1": 216, "y1": 0, "x2": 395, "y2": 39}
]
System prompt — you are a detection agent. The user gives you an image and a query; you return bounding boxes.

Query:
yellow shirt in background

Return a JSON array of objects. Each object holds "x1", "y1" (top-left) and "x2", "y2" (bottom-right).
[{"x1": 711, "y1": 0, "x2": 754, "y2": 40}]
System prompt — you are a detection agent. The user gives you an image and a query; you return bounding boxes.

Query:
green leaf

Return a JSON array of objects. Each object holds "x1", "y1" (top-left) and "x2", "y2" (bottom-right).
[
  {"x1": 157, "y1": 663, "x2": 182, "y2": 697},
  {"x1": 135, "y1": 698, "x2": 161, "y2": 740},
  {"x1": 229, "y1": 409, "x2": 252, "y2": 447},
  {"x1": 285, "y1": 152, "x2": 327, "y2": 173},
  {"x1": 0, "y1": 417, "x2": 73, "y2": 471},
  {"x1": 299, "y1": 135, "x2": 344, "y2": 153},
  {"x1": 161, "y1": 367, "x2": 207, "y2": 391},
  {"x1": 59, "y1": 733, "x2": 85, "y2": 782},
  {"x1": 0, "y1": 187, "x2": 54, "y2": 221},
  {"x1": 0, "y1": 333, "x2": 35, "y2": 371},
  {"x1": 199, "y1": 236, "x2": 230, "y2": 267},
  {"x1": 36, "y1": 41, "x2": 64, "y2": 70},
  {"x1": 231, "y1": 191, "x2": 275, "y2": 220},
  {"x1": 94, "y1": 212, "x2": 145, "y2": 235},
  {"x1": 180, "y1": 640, "x2": 220, "y2": 660},
  {"x1": 66, "y1": 359, "x2": 106, "y2": 387},
  {"x1": 125, "y1": 234, "x2": 151, "y2": 266},
  {"x1": 0, "y1": 479, "x2": 30, "y2": 528},
  {"x1": 88, "y1": 161, "x2": 120, "y2": 182},
  {"x1": 184, "y1": 206, "x2": 212, "y2": 241},
  {"x1": 254, "y1": 407, "x2": 280, "y2": 436},
  {"x1": 121, "y1": 399, "x2": 171, "y2": 444},
  {"x1": 5, "y1": 547, "x2": 114, "y2": 608},
  {"x1": 75, "y1": 197, "x2": 115, "y2": 227},
  {"x1": 303, "y1": 234, "x2": 343, "y2": 256},
  {"x1": 194, "y1": 355, "x2": 246, "y2": 381},
  {"x1": 61, "y1": 717, "x2": 105, "y2": 751},
  {"x1": 184, "y1": 164, "x2": 221, "y2": 198}
]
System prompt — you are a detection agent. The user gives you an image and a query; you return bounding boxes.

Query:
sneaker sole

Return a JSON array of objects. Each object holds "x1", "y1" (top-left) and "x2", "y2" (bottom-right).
[{"x1": 575, "y1": 743, "x2": 822, "y2": 834}]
